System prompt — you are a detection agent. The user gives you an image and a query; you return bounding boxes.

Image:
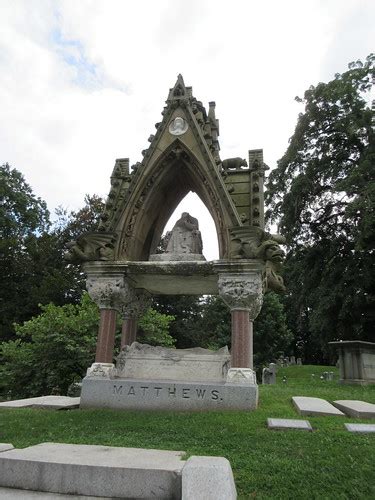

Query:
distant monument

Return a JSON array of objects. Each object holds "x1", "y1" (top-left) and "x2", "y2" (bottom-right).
[
  {"x1": 67, "y1": 75, "x2": 286, "y2": 411},
  {"x1": 150, "y1": 212, "x2": 205, "y2": 261}
]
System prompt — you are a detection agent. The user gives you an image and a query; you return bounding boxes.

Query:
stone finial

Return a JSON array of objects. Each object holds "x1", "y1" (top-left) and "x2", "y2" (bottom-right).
[{"x1": 218, "y1": 272, "x2": 264, "y2": 319}]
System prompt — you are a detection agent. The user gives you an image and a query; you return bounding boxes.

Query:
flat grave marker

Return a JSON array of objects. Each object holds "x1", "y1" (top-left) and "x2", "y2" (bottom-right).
[
  {"x1": 333, "y1": 400, "x2": 375, "y2": 419},
  {"x1": 267, "y1": 418, "x2": 312, "y2": 431},
  {"x1": 292, "y1": 396, "x2": 345, "y2": 417},
  {"x1": 345, "y1": 423, "x2": 375, "y2": 433}
]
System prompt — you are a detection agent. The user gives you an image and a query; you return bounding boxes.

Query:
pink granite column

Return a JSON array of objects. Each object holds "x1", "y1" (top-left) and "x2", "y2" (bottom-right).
[
  {"x1": 121, "y1": 318, "x2": 138, "y2": 349},
  {"x1": 231, "y1": 310, "x2": 253, "y2": 369},
  {"x1": 95, "y1": 308, "x2": 117, "y2": 363}
]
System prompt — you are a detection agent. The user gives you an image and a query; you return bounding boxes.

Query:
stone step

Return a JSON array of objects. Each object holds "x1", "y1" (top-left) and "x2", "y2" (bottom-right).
[
  {"x1": 0, "y1": 443, "x2": 185, "y2": 498},
  {"x1": 333, "y1": 400, "x2": 375, "y2": 419},
  {"x1": 292, "y1": 396, "x2": 345, "y2": 417}
]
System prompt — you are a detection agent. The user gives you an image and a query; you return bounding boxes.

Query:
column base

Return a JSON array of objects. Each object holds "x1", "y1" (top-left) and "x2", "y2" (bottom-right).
[{"x1": 86, "y1": 363, "x2": 115, "y2": 379}]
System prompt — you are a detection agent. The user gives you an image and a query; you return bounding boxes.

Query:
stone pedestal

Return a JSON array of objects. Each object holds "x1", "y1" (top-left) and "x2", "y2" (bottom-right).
[
  {"x1": 81, "y1": 344, "x2": 258, "y2": 411},
  {"x1": 329, "y1": 341, "x2": 375, "y2": 385}
]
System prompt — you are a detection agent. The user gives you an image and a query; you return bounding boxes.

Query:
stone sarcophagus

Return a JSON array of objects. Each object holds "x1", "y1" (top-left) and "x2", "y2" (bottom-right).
[{"x1": 115, "y1": 343, "x2": 230, "y2": 382}]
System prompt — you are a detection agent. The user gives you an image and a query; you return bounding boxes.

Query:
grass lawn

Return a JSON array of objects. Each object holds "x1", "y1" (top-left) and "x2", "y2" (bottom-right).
[{"x1": 0, "y1": 365, "x2": 374, "y2": 499}]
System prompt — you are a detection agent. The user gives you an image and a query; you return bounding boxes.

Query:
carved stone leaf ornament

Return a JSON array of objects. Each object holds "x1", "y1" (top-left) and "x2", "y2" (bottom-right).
[
  {"x1": 86, "y1": 276, "x2": 128, "y2": 310},
  {"x1": 218, "y1": 273, "x2": 264, "y2": 317}
]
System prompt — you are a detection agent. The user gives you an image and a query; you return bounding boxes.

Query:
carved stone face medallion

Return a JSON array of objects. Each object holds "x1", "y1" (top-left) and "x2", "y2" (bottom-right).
[{"x1": 169, "y1": 116, "x2": 188, "y2": 136}]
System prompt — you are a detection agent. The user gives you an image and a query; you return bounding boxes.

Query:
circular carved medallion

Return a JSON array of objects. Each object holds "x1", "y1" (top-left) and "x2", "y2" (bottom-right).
[{"x1": 169, "y1": 117, "x2": 188, "y2": 136}]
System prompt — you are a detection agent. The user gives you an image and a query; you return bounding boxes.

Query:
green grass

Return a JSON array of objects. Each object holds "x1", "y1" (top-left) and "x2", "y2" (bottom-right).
[{"x1": 0, "y1": 365, "x2": 374, "y2": 499}]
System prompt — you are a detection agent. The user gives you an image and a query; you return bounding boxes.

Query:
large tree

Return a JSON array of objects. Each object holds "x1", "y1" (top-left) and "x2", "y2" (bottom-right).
[
  {"x1": 0, "y1": 163, "x2": 106, "y2": 340},
  {"x1": 266, "y1": 54, "x2": 374, "y2": 362},
  {"x1": 0, "y1": 164, "x2": 50, "y2": 339}
]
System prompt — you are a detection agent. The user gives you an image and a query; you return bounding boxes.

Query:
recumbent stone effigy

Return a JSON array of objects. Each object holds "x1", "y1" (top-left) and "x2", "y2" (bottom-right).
[{"x1": 66, "y1": 75, "x2": 286, "y2": 411}]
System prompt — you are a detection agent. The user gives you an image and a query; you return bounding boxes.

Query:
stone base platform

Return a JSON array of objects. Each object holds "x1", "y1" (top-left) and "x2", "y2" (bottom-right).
[
  {"x1": 0, "y1": 443, "x2": 237, "y2": 499},
  {"x1": 80, "y1": 378, "x2": 258, "y2": 411}
]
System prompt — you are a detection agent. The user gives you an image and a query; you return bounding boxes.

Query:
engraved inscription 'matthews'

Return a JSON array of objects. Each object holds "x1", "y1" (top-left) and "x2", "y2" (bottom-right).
[{"x1": 112, "y1": 384, "x2": 222, "y2": 401}]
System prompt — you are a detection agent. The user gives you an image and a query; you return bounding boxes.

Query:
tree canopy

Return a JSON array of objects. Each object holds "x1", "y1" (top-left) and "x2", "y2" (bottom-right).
[{"x1": 266, "y1": 54, "x2": 374, "y2": 362}]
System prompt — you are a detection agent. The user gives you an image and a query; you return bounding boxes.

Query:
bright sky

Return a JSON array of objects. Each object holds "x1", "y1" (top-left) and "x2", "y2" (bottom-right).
[{"x1": 1, "y1": 0, "x2": 373, "y2": 260}]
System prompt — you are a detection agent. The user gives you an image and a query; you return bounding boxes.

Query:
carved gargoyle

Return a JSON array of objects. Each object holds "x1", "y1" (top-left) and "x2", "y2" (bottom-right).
[
  {"x1": 65, "y1": 232, "x2": 116, "y2": 263},
  {"x1": 229, "y1": 226, "x2": 286, "y2": 293},
  {"x1": 222, "y1": 157, "x2": 248, "y2": 170}
]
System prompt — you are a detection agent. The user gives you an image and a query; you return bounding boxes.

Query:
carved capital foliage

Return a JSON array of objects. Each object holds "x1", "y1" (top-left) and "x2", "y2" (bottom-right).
[
  {"x1": 218, "y1": 272, "x2": 264, "y2": 318},
  {"x1": 86, "y1": 276, "x2": 129, "y2": 311},
  {"x1": 121, "y1": 289, "x2": 151, "y2": 319}
]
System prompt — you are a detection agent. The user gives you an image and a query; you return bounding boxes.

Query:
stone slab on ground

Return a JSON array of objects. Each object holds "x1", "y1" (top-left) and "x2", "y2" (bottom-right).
[
  {"x1": 0, "y1": 487, "x2": 106, "y2": 499},
  {"x1": 292, "y1": 396, "x2": 345, "y2": 417},
  {"x1": 333, "y1": 400, "x2": 375, "y2": 419},
  {"x1": 0, "y1": 444, "x2": 14, "y2": 452},
  {"x1": 0, "y1": 443, "x2": 184, "y2": 498},
  {"x1": 182, "y1": 456, "x2": 237, "y2": 500},
  {"x1": 0, "y1": 396, "x2": 80, "y2": 410},
  {"x1": 345, "y1": 423, "x2": 375, "y2": 433},
  {"x1": 80, "y1": 377, "x2": 258, "y2": 411},
  {"x1": 267, "y1": 418, "x2": 313, "y2": 431}
]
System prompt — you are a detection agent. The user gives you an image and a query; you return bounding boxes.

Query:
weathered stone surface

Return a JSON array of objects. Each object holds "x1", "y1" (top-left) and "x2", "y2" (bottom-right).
[
  {"x1": 345, "y1": 423, "x2": 375, "y2": 433},
  {"x1": 0, "y1": 396, "x2": 80, "y2": 410},
  {"x1": 0, "y1": 444, "x2": 14, "y2": 452},
  {"x1": 226, "y1": 368, "x2": 257, "y2": 384},
  {"x1": 80, "y1": 378, "x2": 258, "y2": 411},
  {"x1": 0, "y1": 443, "x2": 184, "y2": 498},
  {"x1": 267, "y1": 418, "x2": 312, "y2": 431},
  {"x1": 333, "y1": 400, "x2": 375, "y2": 419},
  {"x1": 115, "y1": 342, "x2": 230, "y2": 382},
  {"x1": 182, "y1": 456, "x2": 237, "y2": 500},
  {"x1": 0, "y1": 487, "x2": 103, "y2": 499},
  {"x1": 292, "y1": 397, "x2": 345, "y2": 417}
]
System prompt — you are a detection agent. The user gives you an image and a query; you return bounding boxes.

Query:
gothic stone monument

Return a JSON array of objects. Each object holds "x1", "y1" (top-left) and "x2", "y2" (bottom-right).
[{"x1": 67, "y1": 75, "x2": 285, "y2": 411}]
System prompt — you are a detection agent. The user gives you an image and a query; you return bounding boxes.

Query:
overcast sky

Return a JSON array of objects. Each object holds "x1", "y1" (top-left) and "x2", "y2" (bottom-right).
[{"x1": 1, "y1": 0, "x2": 374, "y2": 259}]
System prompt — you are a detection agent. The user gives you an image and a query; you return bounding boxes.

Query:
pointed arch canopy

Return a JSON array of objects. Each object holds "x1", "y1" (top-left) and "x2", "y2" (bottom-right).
[{"x1": 115, "y1": 139, "x2": 237, "y2": 261}]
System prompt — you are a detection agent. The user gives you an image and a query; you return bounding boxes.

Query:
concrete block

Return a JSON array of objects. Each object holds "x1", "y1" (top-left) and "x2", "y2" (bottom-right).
[
  {"x1": 0, "y1": 396, "x2": 80, "y2": 410},
  {"x1": 292, "y1": 396, "x2": 345, "y2": 417},
  {"x1": 0, "y1": 444, "x2": 14, "y2": 452},
  {"x1": 80, "y1": 378, "x2": 258, "y2": 411},
  {"x1": 345, "y1": 423, "x2": 375, "y2": 433},
  {"x1": 0, "y1": 443, "x2": 184, "y2": 498},
  {"x1": 182, "y1": 456, "x2": 237, "y2": 500},
  {"x1": 333, "y1": 400, "x2": 375, "y2": 419},
  {"x1": 267, "y1": 418, "x2": 312, "y2": 431}
]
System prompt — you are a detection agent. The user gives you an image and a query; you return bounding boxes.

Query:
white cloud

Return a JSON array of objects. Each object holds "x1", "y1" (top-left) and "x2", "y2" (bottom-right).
[{"x1": 0, "y1": 0, "x2": 374, "y2": 259}]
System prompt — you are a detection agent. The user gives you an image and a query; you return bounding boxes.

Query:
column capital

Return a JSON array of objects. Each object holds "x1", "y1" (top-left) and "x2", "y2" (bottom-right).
[
  {"x1": 121, "y1": 289, "x2": 151, "y2": 320},
  {"x1": 218, "y1": 271, "x2": 264, "y2": 319},
  {"x1": 86, "y1": 275, "x2": 128, "y2": 311}
]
